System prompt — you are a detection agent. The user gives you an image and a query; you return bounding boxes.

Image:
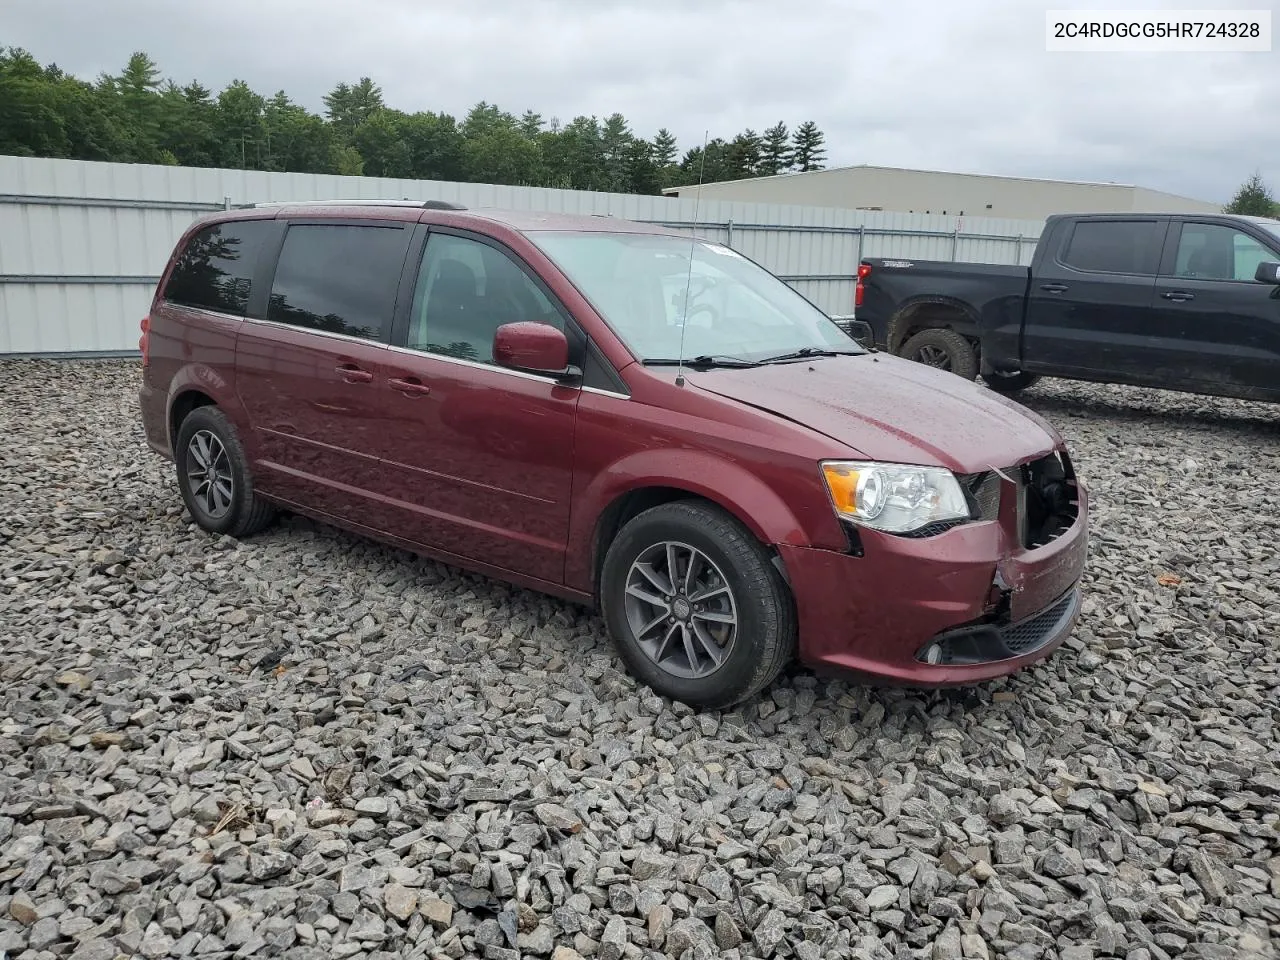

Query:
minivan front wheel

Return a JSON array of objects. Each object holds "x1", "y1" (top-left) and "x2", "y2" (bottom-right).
[
  {"x1": 600, "y1": 501, "x2": 796, "y2": 709},
  {"x1": 174, "y1": 406, "x2": 275, "y2": 538}
]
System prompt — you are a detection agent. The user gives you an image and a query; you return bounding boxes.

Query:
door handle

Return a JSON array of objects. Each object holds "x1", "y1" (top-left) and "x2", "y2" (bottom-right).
[
  {"x1": 335, "y1": 363, "x2": 373, "y2": 383},
  {"x1": 388, "y1": 376, "x2": 431, "y2": 397},
  {"x1": 1040, "y1": 283, "x2": 1069, "y2": 293},
  {"x1": 1162, "y1": 291, "x2": 1195, "y2": 302}
]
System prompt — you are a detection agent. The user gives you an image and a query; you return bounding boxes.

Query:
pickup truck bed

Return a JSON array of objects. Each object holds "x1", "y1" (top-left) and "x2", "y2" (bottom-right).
[{"x1": 853, "y1": 212, "x2": 1280, "y2": 403}]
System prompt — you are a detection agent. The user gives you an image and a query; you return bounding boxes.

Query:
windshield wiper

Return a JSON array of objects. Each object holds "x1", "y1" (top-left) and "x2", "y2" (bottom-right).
[
  {"x1": 757, "y1": 346, "x2": 862, "y2": 364},
  {"x1": 643, "y1": 355, "x2": 761, "y2": 368}
]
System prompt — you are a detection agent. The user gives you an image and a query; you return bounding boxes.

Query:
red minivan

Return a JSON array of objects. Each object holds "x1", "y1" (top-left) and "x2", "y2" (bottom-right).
[{"x1": 138, "y1": 200, "x2": 1089, "y2": 708}]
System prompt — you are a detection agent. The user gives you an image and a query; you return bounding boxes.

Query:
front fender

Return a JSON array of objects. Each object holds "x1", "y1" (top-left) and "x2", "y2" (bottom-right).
[{"x1": 564, "y1": 448, "x2": 824, "y2": 595}]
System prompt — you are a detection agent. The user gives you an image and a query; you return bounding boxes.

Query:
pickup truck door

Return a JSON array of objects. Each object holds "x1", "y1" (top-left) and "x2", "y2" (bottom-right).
[
  {"x1": 1021, "y1": 217, "x2": 1167, "y2": 381},
  {"x1": 1147, "y1": 218, "x2": 1280, "y2": 398}
]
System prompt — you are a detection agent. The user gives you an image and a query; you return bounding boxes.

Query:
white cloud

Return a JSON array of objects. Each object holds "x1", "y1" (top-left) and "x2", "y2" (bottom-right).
[{"x1": 6, "y1": 0, "x2": 1276, "y2": 203}]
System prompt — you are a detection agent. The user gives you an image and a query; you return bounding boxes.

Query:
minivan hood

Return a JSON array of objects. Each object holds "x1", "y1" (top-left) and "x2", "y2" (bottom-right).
[{"x1": 683, "y1": 353, "x2": 1061, "y2": 473}]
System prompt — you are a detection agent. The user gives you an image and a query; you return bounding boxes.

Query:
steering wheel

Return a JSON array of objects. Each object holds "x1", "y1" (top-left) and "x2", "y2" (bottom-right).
[{"x1": 682, "y1": 301, "x2": 720, "y2": 327}]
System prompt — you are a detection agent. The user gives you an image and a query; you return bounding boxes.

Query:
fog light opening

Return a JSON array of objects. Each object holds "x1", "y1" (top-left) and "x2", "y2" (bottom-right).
[{"x1": 923, "y1": 643, "x2": 943, "y2": 665}]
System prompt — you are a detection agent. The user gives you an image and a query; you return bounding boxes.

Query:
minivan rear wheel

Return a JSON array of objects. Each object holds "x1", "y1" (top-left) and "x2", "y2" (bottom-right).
[
  {"x1": 600, "y1": 501, "x2": 796, "y2": 709},
  {"x1": 175, "y1": 406, "x2": 275, "y2": 538}
]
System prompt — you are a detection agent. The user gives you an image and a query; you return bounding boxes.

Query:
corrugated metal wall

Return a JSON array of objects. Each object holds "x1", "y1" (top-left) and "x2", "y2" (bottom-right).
[{"x1": 0, "y1": 156, "x2": 1046, "y2": 356}]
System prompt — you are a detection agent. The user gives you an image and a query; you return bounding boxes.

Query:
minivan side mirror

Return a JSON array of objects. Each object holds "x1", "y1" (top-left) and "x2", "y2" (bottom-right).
[
  {"x1": 1254, "y1": 260, "x2": 1280, "y2": 284},
  {"x1": 493, "y1": 322, "x2": 580, "y2": 381}
]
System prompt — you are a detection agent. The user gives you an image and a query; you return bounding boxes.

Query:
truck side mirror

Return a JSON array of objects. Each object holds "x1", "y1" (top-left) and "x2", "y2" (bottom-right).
[{"x1": 1254, "y1": 261, "x2": 1280, "y2": 284}]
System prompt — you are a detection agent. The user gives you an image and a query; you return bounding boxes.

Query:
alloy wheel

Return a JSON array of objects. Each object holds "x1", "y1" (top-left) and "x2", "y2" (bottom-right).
[
  {"x1": 622, "y1": 540, "x2": 738, "y2": 679},
  {"x1": 185, "y1": 429, "x2": 234, "y2": 520}
]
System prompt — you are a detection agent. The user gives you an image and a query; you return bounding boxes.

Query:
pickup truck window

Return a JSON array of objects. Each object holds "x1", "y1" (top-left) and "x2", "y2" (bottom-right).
[
  {"x1": 1173, "y1": 222, "x2": 1277, "y2": 282},
  {"x1": 1060, "y1": 220, "x2": 1162, "y2": 275}
]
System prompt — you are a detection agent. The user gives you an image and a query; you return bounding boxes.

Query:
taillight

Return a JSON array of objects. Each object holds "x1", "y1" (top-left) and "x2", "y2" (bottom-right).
[
  {"x1": 139, "y1": 315, "x2": 151, "y2": 367},
  {"x1": 854, "y1": 263, "x2": 871, "y2": 308}
]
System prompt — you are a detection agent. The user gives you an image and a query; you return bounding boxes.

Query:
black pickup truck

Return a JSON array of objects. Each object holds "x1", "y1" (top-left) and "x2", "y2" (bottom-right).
[{"x1": 851, "y1": 211, "x2": 1280, "y2": 402}]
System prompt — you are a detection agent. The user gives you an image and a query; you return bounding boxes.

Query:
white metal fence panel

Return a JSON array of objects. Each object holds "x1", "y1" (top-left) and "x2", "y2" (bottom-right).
[{"x1": 0, "y1": 156, "x2": 1047, "y2": 355}]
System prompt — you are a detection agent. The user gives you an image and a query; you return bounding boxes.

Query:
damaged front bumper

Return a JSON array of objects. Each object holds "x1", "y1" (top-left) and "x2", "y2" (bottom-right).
[{"x1": 780, "y1": 452, "x2": 1090, "y2": 686}]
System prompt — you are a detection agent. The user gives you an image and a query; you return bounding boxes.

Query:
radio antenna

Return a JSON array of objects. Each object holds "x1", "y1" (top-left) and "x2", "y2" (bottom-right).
[{"x1": 674, "y1": 129, "x2": 709, "y2": 388}]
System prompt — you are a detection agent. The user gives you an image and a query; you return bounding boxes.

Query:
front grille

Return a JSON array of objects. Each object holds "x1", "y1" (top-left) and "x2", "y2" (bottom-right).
[
  {"x1": 899, "y1": 518, "x2": 966, "y2": 539},
  {"x1": 959, "y1": 470, "x2": 1002, "y2": 522}
]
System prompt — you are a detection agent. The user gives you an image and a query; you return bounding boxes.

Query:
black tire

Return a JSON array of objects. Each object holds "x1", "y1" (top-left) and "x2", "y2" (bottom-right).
[
  {"x1": 981, "y1": 370, "x2": 1041, "y2": 393},
  {"x1": 599, "y1": 500, "x2": 796, "y2": 710},
  {"x1": 174, "y1": 405, "x2": 276, "y2": 538},
  {"x1": 899, "y1": 328, "x2": 979, "y2": 381}
]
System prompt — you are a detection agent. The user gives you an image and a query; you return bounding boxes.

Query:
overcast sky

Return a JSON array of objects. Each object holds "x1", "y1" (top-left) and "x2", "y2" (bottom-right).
[{"x1": 6, "y1": 0, "x2": 1276, "y2": 203}]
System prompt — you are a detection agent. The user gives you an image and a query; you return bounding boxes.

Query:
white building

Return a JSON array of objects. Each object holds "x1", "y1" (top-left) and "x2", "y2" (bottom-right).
[{"x1": 662, "y1": 164, "x2": 1223, "y2": 220}]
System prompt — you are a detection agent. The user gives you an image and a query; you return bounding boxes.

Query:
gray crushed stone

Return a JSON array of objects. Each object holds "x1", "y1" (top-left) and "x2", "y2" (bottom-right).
[{"x1": 1, "y1": 358, "x2": 1277, "y2": 959}]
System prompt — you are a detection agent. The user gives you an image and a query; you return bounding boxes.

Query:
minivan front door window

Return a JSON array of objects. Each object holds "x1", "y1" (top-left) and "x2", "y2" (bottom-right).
[{"x1": 408, "y1": 232, "x2": 566, "y2": 364}]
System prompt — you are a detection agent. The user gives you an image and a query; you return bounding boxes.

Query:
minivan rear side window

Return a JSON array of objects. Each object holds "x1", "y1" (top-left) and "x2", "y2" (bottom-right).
[
  {"x1": 164, "y1": 219, "x2": 274, "y2": 315},
  {"x1": 267, "y1": 223, "x2": 407, "y2": 342},
  {"x1": 1060, "y1": 220, "x2": 1162, "y2": 275}
]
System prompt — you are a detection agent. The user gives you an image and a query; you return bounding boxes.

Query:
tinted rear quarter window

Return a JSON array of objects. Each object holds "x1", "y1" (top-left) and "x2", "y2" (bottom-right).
[
  {"x1": 267, "y1": 223, "x2": 408, "y2": 341},
  {"x1": 1060, "y1": 220, "x2": 1162, "y2": 275},
  {"x1": 164, "y1": 219, "x2": 274, "y2": 314}
]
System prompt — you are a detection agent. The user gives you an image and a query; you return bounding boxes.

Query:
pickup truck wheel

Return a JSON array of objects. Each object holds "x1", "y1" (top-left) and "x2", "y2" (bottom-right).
[
  {"x1": 982, "y1": 370, "x2": 1041, "y2": 393},
  {"x1": 599, "y1": 501, "x2": 796, "y2": 710},
  {"x1": 900, "y1": 329, "x2": 979, "y2": 381}
]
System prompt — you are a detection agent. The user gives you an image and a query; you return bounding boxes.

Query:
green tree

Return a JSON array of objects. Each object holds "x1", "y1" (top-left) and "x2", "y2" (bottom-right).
[
  {"x1": 111, "y1": 52, "x2": 163, "y2": 161},
  {"x1": 158, "y1": 81, "x2": 220, "y2": 168},
  {"x1": 353, "y1": 108, "x2": 413, "y2": 178},
  {"x1": 0, "y1": 48, "x2": 833, "y2": 195},
  {"x1": 461, "y1": 101, "x2": 517, "y2": 139},
  {"x1": 679, "y1": 138, "x2": 734, "y2": 184},
  {"x1": 790, "y1": 120, "x2": 826, "y2": 172},
  {"x1": 216, "y1": 80, "x2": 266, "y2": 168},
  {"x1": 727, "y1": 129, "x2": 763, "y2": 179},
  {"x1": 599, "y1": 113, "x2": 634, "y2": 192},
  {"x1": 1223, "y1": 172, "x2": 1279, "y2": 217},
  {"x1": 518, "y1": 110, "x2": 544, "y2": 139},
  {"x1": 539, "y1": 116, "x2": 604, "y2": 190},
  {"x1": 0, "y1": 47, "x2": 70, "y2": 157},
  {"x1": 760, "y1": 121, "x2": 791, "y2": 175},
  {"x1": 323, "y1": 77, "x2": 384, "y2": 137},
  {"x1": 625, "y1": 139, "x2": 661, "y2": 195},
  {"x1": 331, "y1": 143, "x2": 364, "y2": 176},
  {"x1": 399, "y1": 111, "x2": 466, "y2": 181},
  {"x1": 462, "y1": 125, "x2": 541, "y2": 185}
]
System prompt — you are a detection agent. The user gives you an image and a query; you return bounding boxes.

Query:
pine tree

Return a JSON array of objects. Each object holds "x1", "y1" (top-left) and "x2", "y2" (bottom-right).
[
  {"x1": 323, "y1": 77, "x2": 383, "y2": 136},
  {"x1": 760, "y1": 122, "x2": 791, "y2": 175},
  {"x1": 652, "y1": 128, "x2": 678, "y2": 168},
  {"x1": 727, "y1": 129, "x2": 763, "y2": 179},
  {"x1": 790, "y1": 121, "x2": 826, "y2": 172},
  {"x1": 1223, "y1": 172, "x2": 1279, "y2": 217},
  {"x1": 518, "y1": 110, "x2": 543, "y2": 139}
]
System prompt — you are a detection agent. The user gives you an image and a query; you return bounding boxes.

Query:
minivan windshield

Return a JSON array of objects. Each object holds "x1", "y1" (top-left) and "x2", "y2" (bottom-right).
[{"x1": 527, "y1": 230, "x2": 864, "y2": 364}]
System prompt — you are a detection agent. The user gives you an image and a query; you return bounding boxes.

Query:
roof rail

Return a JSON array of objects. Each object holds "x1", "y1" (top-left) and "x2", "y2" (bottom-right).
[{"x1": 240, "y1": 198, "x2": 467, "y2": 211}]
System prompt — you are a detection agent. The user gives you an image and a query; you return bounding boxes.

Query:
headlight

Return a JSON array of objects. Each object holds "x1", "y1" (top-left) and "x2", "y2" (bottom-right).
[{"x1": 820, "y1": 460, "x2": 970, "y2": 534}]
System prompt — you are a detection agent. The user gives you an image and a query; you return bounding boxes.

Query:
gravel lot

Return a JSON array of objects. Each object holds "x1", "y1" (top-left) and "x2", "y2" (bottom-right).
[{"x1": 2, "y1": 357, "x2": 1278, "y2": 960}]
